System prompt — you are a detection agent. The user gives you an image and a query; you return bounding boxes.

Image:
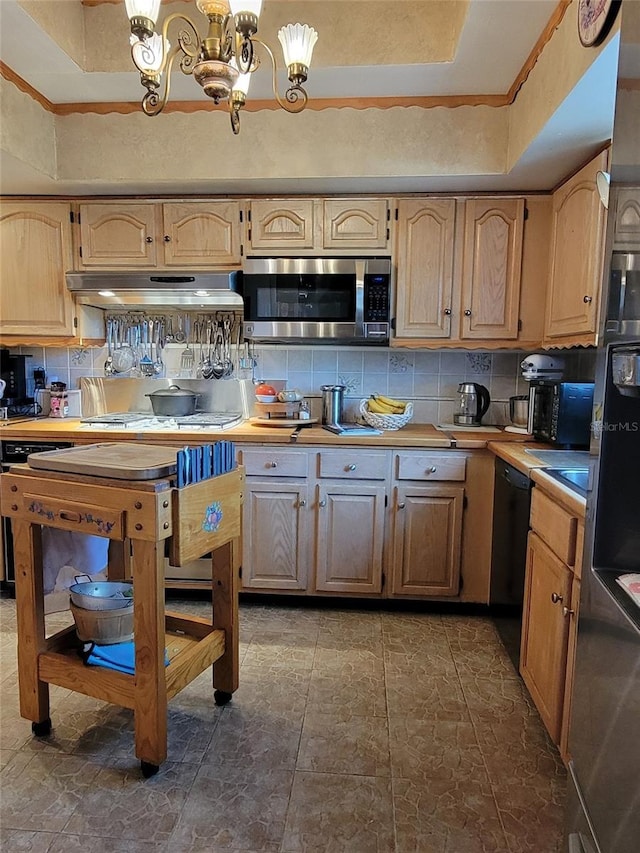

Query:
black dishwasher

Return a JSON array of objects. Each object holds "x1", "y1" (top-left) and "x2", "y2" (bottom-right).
[{"x1": 490, "y1": 459, "x2": 532, "y2": 671}]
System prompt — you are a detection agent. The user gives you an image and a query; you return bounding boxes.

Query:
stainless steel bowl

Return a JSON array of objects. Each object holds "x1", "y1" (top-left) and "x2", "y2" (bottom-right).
[{"x1": 69, "y1": 581, "x2": 133, "y2": 611}]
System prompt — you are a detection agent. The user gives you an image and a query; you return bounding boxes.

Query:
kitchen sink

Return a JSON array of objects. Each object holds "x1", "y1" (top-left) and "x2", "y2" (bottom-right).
[{"x1": 543, "y1": 467, "x2": 589, "y2": 497}]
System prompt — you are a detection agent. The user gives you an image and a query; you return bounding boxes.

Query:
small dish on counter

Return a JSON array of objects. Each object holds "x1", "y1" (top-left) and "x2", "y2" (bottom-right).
[{"x1": 256, "y1": 394, "x2": 278, "y2": 403}]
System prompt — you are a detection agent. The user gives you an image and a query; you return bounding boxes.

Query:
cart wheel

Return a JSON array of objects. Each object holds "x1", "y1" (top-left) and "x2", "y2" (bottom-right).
[
  {"x1": 214, "y1": 690, "x2": 232, "y2": 706},
  {"x1": 140, "y1": 761, "x2": 159, "y2": 778},
  {"x1": 31, "y1": 719, "x2": 51, "y2": 737}
]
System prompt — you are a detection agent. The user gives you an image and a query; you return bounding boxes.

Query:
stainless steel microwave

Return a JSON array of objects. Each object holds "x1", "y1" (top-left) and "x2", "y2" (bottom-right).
[{"x1": 239, "y1": 257, "x2": 391, "y2": 345}]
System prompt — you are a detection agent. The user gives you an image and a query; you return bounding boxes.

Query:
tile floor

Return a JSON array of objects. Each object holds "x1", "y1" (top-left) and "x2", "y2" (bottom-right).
[{"x1": 0, "y1": 594, "x2": 566, "y2": 852}]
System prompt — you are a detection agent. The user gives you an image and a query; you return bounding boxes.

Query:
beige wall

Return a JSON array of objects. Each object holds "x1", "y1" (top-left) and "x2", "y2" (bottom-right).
[{"x1": 0, "y1": 77, "x2": 57, "y2": 179}]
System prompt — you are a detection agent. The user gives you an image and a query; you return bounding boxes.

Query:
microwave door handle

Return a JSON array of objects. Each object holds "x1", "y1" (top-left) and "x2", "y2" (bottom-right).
[{"x1": 354, "y1": 260, "x2": 365, "y2": 337}]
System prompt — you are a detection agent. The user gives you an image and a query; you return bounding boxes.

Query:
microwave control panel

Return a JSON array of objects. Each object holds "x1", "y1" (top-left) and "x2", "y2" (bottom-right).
[{"x1": 364, "y1": 276, "x2": 390, "y2": 322}]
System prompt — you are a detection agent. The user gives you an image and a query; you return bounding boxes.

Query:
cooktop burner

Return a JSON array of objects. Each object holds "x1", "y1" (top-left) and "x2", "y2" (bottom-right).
[{"x1": 81, "y1": 412, "x2": 244, "y2": 430}]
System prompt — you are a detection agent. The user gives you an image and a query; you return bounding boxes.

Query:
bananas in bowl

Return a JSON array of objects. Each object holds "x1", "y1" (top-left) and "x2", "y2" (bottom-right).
[{"x1": 360, "y1": 395, "x2": 414, "y2": 430}]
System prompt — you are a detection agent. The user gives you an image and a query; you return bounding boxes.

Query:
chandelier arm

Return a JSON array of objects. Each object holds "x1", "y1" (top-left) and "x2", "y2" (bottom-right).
[
  {"x1": 141, "y1": 39, "x2": 185, "y2": 116},
  {"x1": 253, "y1": 37, "x2": 308, "y2": 114},
  {"x1": 160, "y1": 12, "x2": 200, "y2": 60},
  {"x1": 229, "y1": 101, "x2": 241, "y2": 135}
]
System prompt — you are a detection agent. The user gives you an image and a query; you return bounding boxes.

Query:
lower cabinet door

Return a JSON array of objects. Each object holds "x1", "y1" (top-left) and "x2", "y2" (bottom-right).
[
  {"x1": 242, "y1": 481, "x2": 309, "y2": 591},
  {"x1": 390, "y1": 485, "x2": 464, "y2": 597},
  {"x1": 314, "y1": 483, "x2": 386, "y2": 594},
  {"x1": 520, "y1": 531, "x2": 572, "y2": 744}
]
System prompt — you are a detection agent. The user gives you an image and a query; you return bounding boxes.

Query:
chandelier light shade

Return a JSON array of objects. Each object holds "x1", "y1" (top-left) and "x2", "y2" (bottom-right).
[{"x1": 125, "y1": 0, "x2": 318, "y2": 134}]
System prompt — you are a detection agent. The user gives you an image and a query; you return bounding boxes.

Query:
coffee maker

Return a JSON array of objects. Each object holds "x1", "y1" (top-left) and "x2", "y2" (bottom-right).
[
  {"x1": 453, "y1": 382, "x2": 491, "y2": 426},
  {"x1": 0, "y1": 348, "x2": 34, "y2": 413}
]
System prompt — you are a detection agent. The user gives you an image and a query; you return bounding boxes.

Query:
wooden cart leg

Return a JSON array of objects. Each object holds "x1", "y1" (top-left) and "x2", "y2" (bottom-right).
[
  {"x1": 12, "y1": 520, "x2": 51, "y2": 730},
  {"x1": 131, "y1": 539, "x2": 167, "y2": 771},
  {"x1": 212, "y1": 537, "x2": 239, "y2": 703}
]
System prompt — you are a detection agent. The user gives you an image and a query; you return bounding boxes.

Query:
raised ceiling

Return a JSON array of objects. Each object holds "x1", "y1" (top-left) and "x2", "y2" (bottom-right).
[{"x1": 0, "y1": 0, "x2": 622, "y2": 195}]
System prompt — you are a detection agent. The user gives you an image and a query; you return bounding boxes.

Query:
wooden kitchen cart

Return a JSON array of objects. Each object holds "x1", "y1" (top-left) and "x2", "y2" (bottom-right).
[{"x1": 0, "y1": 454, "x2": 244, "y2": 777}]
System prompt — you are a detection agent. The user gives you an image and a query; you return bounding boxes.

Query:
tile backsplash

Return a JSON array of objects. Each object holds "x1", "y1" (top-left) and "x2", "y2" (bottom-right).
[{"x1": 13, "y1": 344, "x2": 597, "y2": 426}]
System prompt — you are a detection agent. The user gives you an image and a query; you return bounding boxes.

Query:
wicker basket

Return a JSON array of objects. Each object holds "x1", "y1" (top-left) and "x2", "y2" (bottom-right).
[
  {"x1": 360, "y1": 399, "x2": 413, "y2": 431},
  {"x1": 70, "y1": 601, "x2": 134, "y2": 645}
]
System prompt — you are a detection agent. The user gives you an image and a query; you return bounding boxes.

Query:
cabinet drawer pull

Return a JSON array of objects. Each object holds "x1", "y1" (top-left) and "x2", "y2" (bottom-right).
[
  {"x1": 562, "y1": 606, "x2": 575, "y2": 618},
  {"x1": 583, "y1": 295, "x2": 593, "y2": 304},
  {"x1": 464, "y1": 309, "x2": 472, "y2": 316},
  {"x1": 164, "y1": 235, "x2": 171, "y2": 242},
  {"x1": 443, "y1": 308, "x2": 452, "y2": 315},
  {"x1": 267, "y1": 461, "x2": 277, "y2": 468},
  {"x1": 551, "y1": 592, "x2": 563, "y2": 604},
  {"x1": 145, "y1": 236, "x2": 153, "y2": 243},
  {"x1": 427, "y1": 466, "x2": 437, "y2": 473},
  {"x1": 298, "y1": 499, "x2": 306, "y2": 508},
  {"x1": 397, "y1": 502, "x2": 406, "y2": 509},
  {"x1": 318, "y1": 499, "x2": 327, "y2": 507},
  {"x1": 59, "y1": 510, "x2": 81, "y2": 523},
  {"x1": 346, "y1": 464, "x2": 357, "y2": 471}
]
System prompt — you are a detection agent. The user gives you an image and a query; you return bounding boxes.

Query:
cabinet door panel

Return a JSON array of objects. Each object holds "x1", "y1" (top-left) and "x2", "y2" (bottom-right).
[
  {"x1": 242, "y1": 483, "x2": 308, "y2": 590},
  {"x1": 315, "y1": 484, "x2": 385, "y2": 593},
  {"x1": 390, "y1": 485, "x2": 463, "y2": 597},
  {"x1": 249, "y1": 200, "x2": 315, "y2": 250},
  {"x1": 394, "y1": 199, "x2": 456, "y2": 338},
  {"x1": 323, "y1": 199, "x2": 389, "y2": 249},
  {"x1": 545, "y1": 152, "x2": 607, "y2": 340},
  {"x1": 613, "y1": 188, "x2": 640, "y2": 249},
  {"x1": 79, "y1": 203, "x2": 157, "y2": 266},
  {"x1": 162, "y1": 202, "x2": 241, "y2": 266},
  {"x1": 520, "y1": 532, "x2": 572, "y2": 744},
  {"x1": 0, "y1": 203, "x2": 75, "y2": 336},
  {"x1": 461, "y1": 198, "x2": 524, "y2": 339}
]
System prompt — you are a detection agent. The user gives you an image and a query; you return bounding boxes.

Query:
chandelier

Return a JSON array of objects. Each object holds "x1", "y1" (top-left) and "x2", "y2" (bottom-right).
[{"x1": 125, "y1": 0, "x2": 318, "y2": 134}]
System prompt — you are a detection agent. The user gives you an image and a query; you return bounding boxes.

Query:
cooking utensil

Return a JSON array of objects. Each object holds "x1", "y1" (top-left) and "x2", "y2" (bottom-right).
[
  {"x1": 146, "y1": 384, "x2": 199, "y2": 416},
  {"x1": 104, "y1": 318, "x2": 115, "y2": 376},
  {"x1": 180, "y1": 316, "x2": 194, "y2": 375},
  {"x1": 140, "y1": 319, "x2": 155, "y2": 377},
  {"x1": 112, "y1": 319, "x2": 135, "y2": 374}
]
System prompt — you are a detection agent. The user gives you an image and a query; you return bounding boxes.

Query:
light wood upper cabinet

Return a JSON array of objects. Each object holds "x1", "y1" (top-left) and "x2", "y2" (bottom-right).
[
  {"x1": 394, "y1": 198, "x2": 456, "y2": 338},
  {"x1": 0, "y1": 202, "x2": 76, "y2": 338},
  {"x1": 246, "y1": 198, "x2": 391, "y2": 254},
  {"x1": 78, "y1": 201, "x2": 242, "y2": 268},
  {"x1": 322, "y1": 198, "x2": 390, "y2": 249},
  {"x1": 393, "y1": 197, "x2": 525, "y2": 345},
  {"x1": 544, "y1": 151, "x2": 608, "y2": 345},
  {"x1": 613, "y1": 187, "x2": 640, "y2": 249},
  {"x1": 460, "y1": 198, "x2": 524, "y2": 339},
  {"x1": 247, "y1": 199, "x2": 315, "y2": 251}
]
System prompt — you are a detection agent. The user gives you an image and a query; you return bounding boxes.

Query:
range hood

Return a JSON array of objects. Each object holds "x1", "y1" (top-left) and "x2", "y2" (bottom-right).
[{"x1": 66, "y1": 271, "x2": 243, "y2": 309}]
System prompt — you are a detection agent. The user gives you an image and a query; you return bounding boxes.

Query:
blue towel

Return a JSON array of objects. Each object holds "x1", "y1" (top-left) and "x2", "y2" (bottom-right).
[{"x1": 84, "y1": 641, "x2": 169, "y2": 674}]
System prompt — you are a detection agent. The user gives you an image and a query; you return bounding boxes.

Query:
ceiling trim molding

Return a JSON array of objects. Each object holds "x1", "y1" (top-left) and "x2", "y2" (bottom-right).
[
  {"x1": 507, "y1": 0, "x2": 572, "y2": 102},
  {"x1": 0, "y1": 61, "x2": 55, "y2": 112},
  {"x1": 0, "y1": 0, "x2": 572, "y2": 117}
]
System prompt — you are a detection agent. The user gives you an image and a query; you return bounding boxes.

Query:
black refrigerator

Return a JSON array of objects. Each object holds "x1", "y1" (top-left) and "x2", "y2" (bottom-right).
[{"x1": 564, "y1": 335, "x2": 640, "y2": 853}]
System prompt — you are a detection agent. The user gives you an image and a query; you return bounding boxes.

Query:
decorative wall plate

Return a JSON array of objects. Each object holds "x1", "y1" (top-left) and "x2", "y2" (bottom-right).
[{"x1": 577, "y1": 0, "x2": 621, "y2": 47}]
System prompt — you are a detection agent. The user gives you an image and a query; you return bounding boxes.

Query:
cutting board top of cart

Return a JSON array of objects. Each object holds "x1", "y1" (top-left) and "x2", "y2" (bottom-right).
[{"x1": 26, "y1": 442, "x2": 179, "y2": 479}]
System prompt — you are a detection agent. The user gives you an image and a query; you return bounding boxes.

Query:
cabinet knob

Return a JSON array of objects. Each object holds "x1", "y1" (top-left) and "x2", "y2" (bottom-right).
[
  {"x1": 464, "y1": 309, "x2": 472, "y2": 317},
  {"x1": 551, "y1": 592, "x2": 563, "y2": 604},
  {"x1": 145, "y1": 236, "x2": 153, "y2": 243},
  {"x1": 443, "y1": 308, "x2": 452, "y2": 316},
  {"x1": 319, "y1": 499, "x2": 327, "y2": 507},
  {"x1": 562, "y1": 606, "x2": 575, "y2": 618},
  {"x1": 427, "y1": 466, "x2": 437, "y2": 473},
  {"x1": 268, "y1": 461, "x2": 277, "y2": 468},
  {"x1": 346, "y1": 464, "x2": 357, "y2": 471},
  {"x1": 164, "y1": 235, "x2": 171, "y2": 242},
  {"x1": 583, "y1": 295, "x2": 593, "y2": 304},
  {"x1": 298, "y1": 499, "x2": 306, "y2": 507},
  {"x1": 397, "y1": 502, "x2": 406, "y2": 509}
]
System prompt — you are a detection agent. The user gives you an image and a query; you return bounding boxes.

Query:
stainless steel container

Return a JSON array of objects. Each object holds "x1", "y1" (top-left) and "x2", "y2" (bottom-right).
[
  {"x1": 321, "y1": 384, "x2": 345, "y2": 425},
  {"x1": 509, "y1": 394, "x2": 530, "y2": 426}
]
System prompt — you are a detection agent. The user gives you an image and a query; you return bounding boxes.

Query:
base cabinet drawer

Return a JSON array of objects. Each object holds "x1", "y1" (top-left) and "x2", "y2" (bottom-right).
[
  {"x1": 316, "y1": 449, "x2": 389, "y2": 480},
  {"x1": 240, "y1": 449, "x2": 308, "y2": 478},
  {"x1": 395, "y1": 452, "x2": 466, "y2": 482},
  {"x1": 530, "y1": 487, "x2": 578, "y2": 565}
]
